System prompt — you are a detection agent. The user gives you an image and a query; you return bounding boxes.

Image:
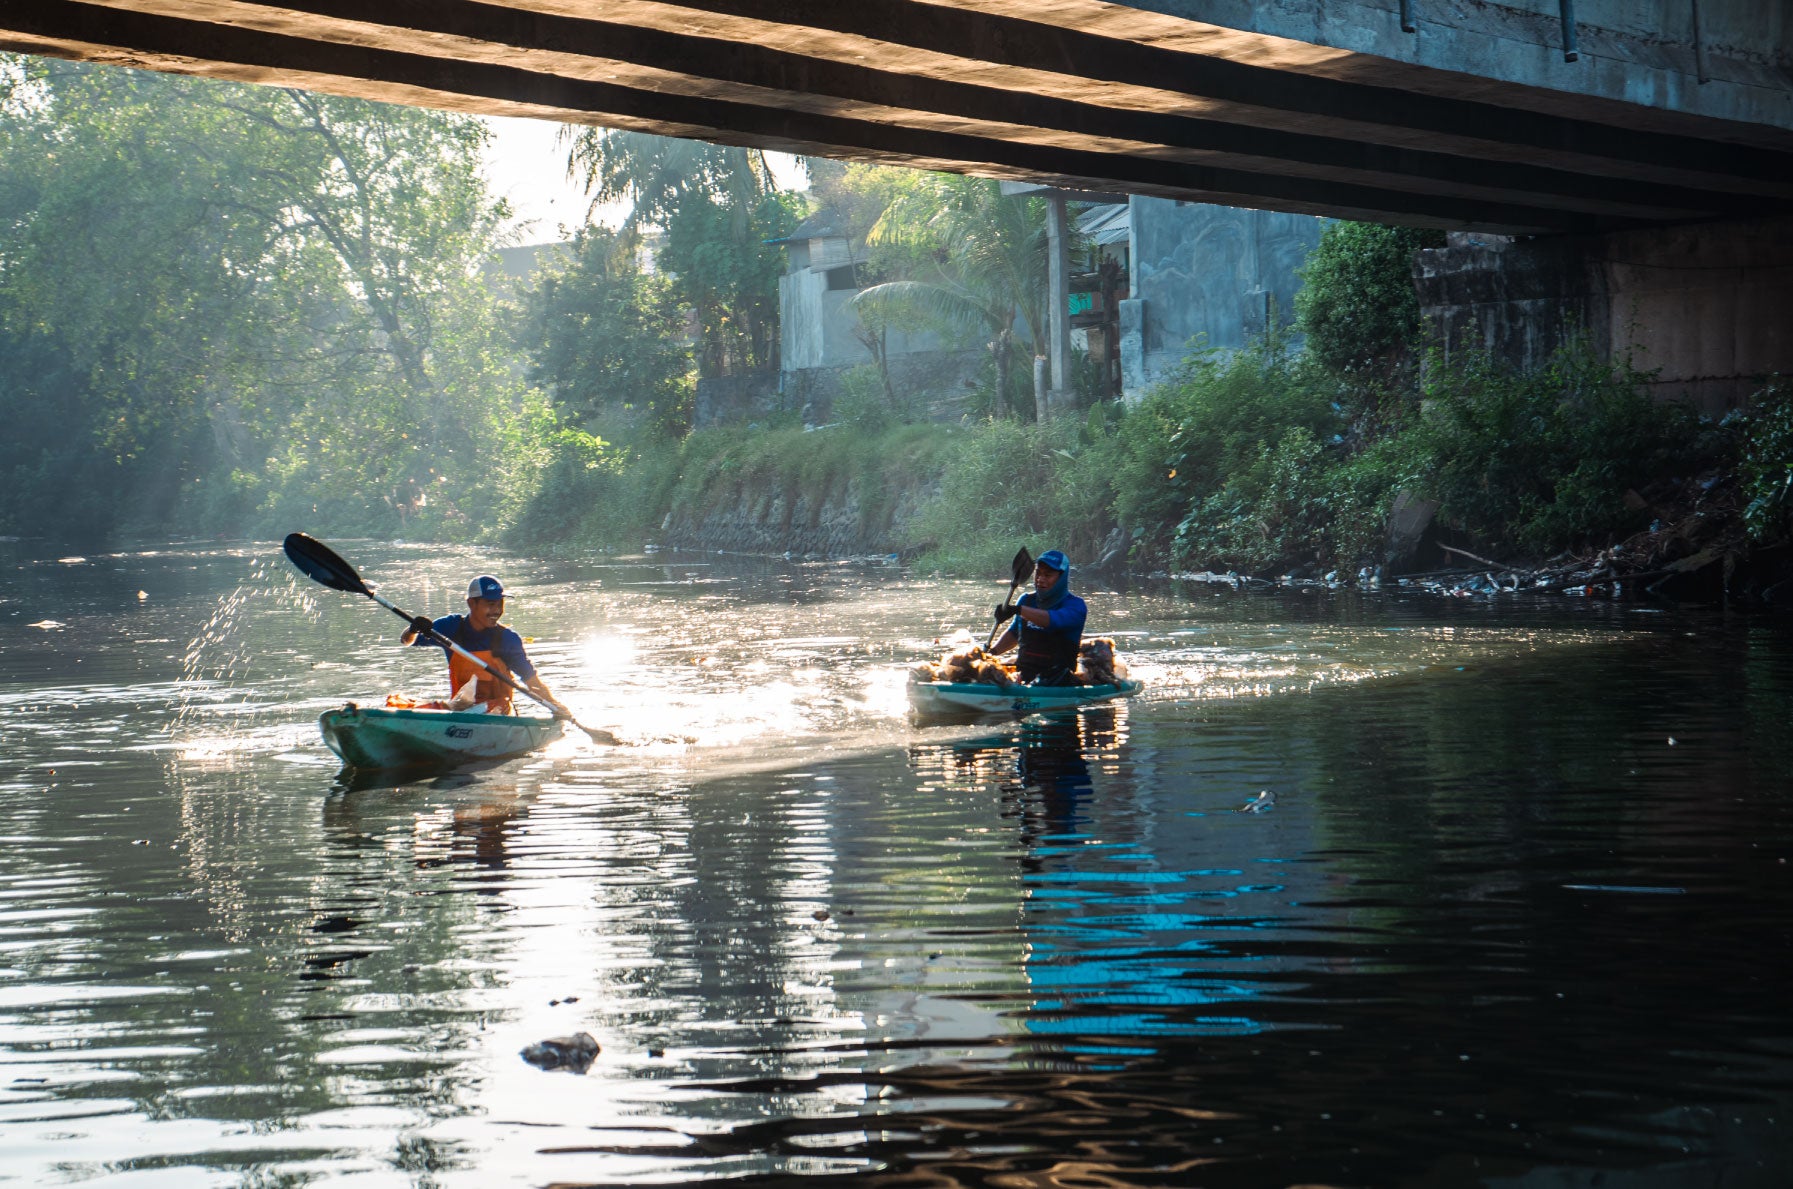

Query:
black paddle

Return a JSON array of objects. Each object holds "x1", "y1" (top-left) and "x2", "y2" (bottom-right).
[
  {"x1": 282, "y1": 532, "x2": 618, "y2": 745},
  {"x1": 984, "y1": 546, "x2": 1035, "y2": 649}
]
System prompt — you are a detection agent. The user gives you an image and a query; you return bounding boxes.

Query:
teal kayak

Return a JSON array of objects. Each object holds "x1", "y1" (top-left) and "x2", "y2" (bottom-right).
[
  {"x1": 319, "y1": 704, "x2": 563, "y2": 770},
  {"x1": 908, "y1": 678, "x2": 1143, "y2": 718}
]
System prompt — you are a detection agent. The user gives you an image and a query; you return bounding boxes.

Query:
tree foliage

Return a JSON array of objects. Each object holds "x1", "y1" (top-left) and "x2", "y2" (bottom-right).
[
  {"x1": 0, "y1": 55, "x2": 531, "y2": 541},
  {"x1": 849, "y1": 174, "x2": 1049, "y2": 418},
  {"x1": 522, "y1": 227, "x2": 693, "y2": 431},
  {"x1": 1293, "y1": 221, "x2": 1444, "y2": 377},
  {"x1": 563, "y1": 129, "x2": 796, "y2": 377}
]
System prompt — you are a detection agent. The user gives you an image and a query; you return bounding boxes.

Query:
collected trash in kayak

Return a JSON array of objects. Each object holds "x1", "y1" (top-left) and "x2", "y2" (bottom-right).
[
  {"x1": 1075, "y1": 637, "x2": 1128, "y2": 686},
  {"x1": 910, "y1": 644, "x2": 1015, "y2": 689},
  {"x1": 909, "y1": 636, "x2": 1129, "y2": 689}
]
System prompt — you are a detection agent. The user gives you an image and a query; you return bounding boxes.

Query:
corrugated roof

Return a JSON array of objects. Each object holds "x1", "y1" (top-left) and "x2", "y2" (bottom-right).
[
  {"x1": 766, "y1": 209, "x2": 845, "y2": 244},
  {"x1": 1076, "y1": 202, "x2": 1130, "y2": 245}
]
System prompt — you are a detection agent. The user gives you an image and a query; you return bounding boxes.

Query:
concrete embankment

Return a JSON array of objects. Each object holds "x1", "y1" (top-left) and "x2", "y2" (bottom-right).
[{"x1": 659, "y1": 464, "x2": 940, "y2": 559}]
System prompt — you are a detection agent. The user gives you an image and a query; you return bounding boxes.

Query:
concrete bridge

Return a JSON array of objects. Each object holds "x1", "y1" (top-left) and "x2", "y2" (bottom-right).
[
  {"x1": 6, "y1": 1, "x2": 1788, "y2": 409},
  {"x1": 3, "y1": 1, "x2": 1789, "y2": 236}
]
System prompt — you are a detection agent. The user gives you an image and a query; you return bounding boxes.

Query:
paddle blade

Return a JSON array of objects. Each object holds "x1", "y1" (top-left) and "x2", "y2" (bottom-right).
[
  {"x1": 1009, "y1": 547, "x2": 1034, "y2": 586},
  {"x1": 283, "y1": 533, "x2": 370, "y2": 596}
]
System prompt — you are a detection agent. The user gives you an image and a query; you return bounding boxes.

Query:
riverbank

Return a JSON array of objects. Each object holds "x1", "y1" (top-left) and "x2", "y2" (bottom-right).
[{"x1": 530, "y1": 341, "x2": 1793, "y2": 606}]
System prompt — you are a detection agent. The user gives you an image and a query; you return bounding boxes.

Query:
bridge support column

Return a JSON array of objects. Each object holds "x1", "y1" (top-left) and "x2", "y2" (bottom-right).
[{"x1": 1416, "y1": 214, "x2": 1793, "y2": 415}]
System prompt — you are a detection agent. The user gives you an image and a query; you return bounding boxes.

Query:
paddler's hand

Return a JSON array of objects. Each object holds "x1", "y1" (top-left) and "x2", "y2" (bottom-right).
[
  {"x1": 403, "y1": 614, "x2": 433, "y2": 642},
  {"x1": 993, "y1": 602, "x2": 1017, "y2": 626}
]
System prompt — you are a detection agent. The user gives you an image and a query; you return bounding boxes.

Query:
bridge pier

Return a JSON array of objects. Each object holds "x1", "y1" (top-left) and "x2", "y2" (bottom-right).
[{"x1": 1415, "y1": 214, "x2": 1793, "y2": 414}]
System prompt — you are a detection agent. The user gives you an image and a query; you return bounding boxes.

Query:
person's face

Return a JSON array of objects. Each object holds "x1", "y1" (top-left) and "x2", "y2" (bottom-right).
[
  {"x1": 1033, "y1": 563, "x2": 1061, "y2": 593},
  {"x1": 467, "y1": 596, "x2": 504, "y2": 628}
]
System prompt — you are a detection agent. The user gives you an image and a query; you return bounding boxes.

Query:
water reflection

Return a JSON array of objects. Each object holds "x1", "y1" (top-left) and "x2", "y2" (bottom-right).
[{"x1": 3, "y1": 540, "x2": 1792, "y2": 1185}]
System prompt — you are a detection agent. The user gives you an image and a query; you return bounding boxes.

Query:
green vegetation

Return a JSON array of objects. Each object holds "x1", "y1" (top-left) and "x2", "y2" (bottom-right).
[
  {"x1": 1739, "y1": 380, "x2": 1793, "y2": 544},
  {"x1": 563, "y1": 130, "x2": 796, "y2": 378},
  {"x1": 670, "y1": 421, "x2": 955, "y2": 537},
  {"x1": 902, "y1": 323, "x2": 1713, "y2": 577},
  {"x1": 0, "y1": 56, "x2": 540, "y2": 541},
  {"x1": 0, "y1": 54, "x2": 1767, "y2": 584},
  {"x1": 1294, "y1": 222, "x2": 1443, "y2": 379}
]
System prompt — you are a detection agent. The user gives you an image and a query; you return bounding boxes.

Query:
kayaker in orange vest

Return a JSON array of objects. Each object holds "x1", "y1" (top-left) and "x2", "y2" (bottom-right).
[{"x1": 399, "y1": 575, "x2": 565, "y2": 716}]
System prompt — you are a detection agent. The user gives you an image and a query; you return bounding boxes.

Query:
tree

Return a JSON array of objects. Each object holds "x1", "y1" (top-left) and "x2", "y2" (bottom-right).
[
  {"x1": 846, "y1": 173, "x2": 1049, "y2": 419},
  {"x1": 1293, "y1": 221, "x2": 1445, "y2": 378},
  {"x1": 523, "y1": 227, "x2": 693, "y2": 432},
  {"x1": 563, "y1": 129, "x2": 797, "y2": 377},
  {"x1": 0, "y1": 53, "x2": 527, "y2": 540}
]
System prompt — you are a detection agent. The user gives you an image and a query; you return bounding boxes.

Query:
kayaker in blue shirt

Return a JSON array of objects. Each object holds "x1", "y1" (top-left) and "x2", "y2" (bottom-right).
[
  {"x1": 399, "y1": 575, "x2": 565, "y2": 715},
  {"x1": 991, "y1": 549, "x2": 1087, "y2": 685}
]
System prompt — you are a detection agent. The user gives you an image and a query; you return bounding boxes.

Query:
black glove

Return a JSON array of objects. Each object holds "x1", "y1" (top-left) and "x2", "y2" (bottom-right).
[
  {"x1": 993, "y1": 602, "x2": 1017, "y2": 625},
  {"x1": 408, "y1": 615, "x2": 434, "y2": 637}
]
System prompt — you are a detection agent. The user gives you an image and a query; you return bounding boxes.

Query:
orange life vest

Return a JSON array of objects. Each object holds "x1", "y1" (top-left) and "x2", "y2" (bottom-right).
[{"x1": 447, "y1": 630, "x2": 514, "y2": 714}]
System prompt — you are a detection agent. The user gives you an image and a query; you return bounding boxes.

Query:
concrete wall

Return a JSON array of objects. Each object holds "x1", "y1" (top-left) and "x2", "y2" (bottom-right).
[
  {"x1": 781, "y1": 270, "x2": 859, "y2": 373},
  {"x1": 1415, "y1": 213, "x2": 1793, "y2": 414},
  {"x1": 693, "y1": 371, "x2": 786, "y2": 430},
  {"x1": 780, "y1": 263, "x2": 980, "y2": 418},
  {"x1": 1125, "y1": 0, "x2": 1793, "y2": 133},
  {"x1": 1121, "y1": 197, "x2": 1326, "y2": 397}
]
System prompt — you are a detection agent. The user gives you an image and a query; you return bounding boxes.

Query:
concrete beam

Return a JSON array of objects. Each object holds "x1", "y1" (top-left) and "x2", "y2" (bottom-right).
[{"x1": 4, "y1": 0, "x2": 1790, "y2": 233}]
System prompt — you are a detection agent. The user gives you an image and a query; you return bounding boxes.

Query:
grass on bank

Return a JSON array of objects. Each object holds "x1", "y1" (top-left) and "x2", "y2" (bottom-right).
[
  {"x1": 500, "y1": 336, "x2": 1780, "y2": 581},
  {"x1": 904, "y1": 334, "x2": 1738, "y2": 577}
]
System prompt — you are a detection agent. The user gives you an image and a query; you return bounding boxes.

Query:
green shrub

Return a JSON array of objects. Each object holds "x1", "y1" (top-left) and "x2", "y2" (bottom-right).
[
  {"x1": 905, "y1": 415, "x2": 1120, "y2": 574},
  {"x1": 1171, "y1": 426, "x2": 1388, "y2": 573},
  {"x1": 1294, "y1": 221, "x2": 1444, "y2": 377},
  {"x1": 1740, "y1": 378, "x2": 1793, "y2": 543},
  {"x1": 832, "y1": 364, "x2": 898, "y2": 432},
  {"x1": 1103, "y1": 335, "x2": 1345, "y2": 557},
  {"x1": 1399, "y1": 339, "x2": 1701, "y2": 555}
]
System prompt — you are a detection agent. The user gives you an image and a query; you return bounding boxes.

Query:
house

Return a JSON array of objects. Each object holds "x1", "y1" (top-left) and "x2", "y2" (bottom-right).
[
  {"x1": 1119, "y1": 199, "x2": 1326, "y2": 399},
  {"x1": 772, "y1": 209, "x2": 983, "y2": 422}
]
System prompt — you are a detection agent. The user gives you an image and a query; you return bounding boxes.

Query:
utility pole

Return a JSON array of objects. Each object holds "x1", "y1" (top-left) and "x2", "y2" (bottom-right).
[{"x1": 1045, "y1": 191, "x2": 1072, "y2": 420}]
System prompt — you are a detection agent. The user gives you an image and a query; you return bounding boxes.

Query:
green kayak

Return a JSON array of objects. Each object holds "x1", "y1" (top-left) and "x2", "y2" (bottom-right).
[
  {"x1": 319, "y1": 704, "x2": 564, "y2": 770},
  {"x1": 908, "y1": 678, "x2": 1143, "y2": 718}
]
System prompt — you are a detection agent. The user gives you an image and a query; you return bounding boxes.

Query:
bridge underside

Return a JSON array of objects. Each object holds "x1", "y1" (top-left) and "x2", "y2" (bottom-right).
[{"x1": 4, "y1": 0, "x2": 1792, "y2": 235}]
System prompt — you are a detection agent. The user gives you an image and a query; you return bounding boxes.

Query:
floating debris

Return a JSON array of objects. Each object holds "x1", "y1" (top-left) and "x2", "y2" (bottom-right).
[
  {"x1": 1237, "y1": 790, "x2": 1276, "y2": 814},
  {"x1": 1563, "y1": 884, "x2": 1687, "y2": 895},
  {"x1": 28, "y1": 620, "x2": 66, "y2": 630},
  {"x1": 521, "y1": 1031, "x2": 600, "y2": 1073}
]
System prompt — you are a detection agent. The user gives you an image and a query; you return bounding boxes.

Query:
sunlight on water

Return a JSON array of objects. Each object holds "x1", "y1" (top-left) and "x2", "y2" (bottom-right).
[{"x1": 3, "y1": 541, "x2": 1790, "y2": 1187}]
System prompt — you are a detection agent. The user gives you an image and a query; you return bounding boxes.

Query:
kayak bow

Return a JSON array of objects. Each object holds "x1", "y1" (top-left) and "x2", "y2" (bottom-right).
[
  {"x1": 908, "y1": 678, "x2": 1143, "y2": 717},
  {"x1": 319, "y1": 704, "x2": 563, "y2": 770}
]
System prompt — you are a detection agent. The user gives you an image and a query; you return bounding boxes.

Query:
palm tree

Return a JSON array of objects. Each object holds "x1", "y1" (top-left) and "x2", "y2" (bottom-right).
[
  {"x1": 561, "y1": 129, "x2": 795, "y2": 376},
  {"x1": 848, "y1": 174, "x2": 1048, "y2": 418},
  {"x1": 562, "y1": 128, "x2": 776, "y2": 233}
]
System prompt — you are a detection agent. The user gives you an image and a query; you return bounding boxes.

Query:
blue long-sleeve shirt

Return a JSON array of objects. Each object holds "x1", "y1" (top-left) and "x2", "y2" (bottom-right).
[
  {"x1": 1014, "y1": 590, "x2": 1087, "y2": 641},
  {"x1": 409, "y1": 614, "x2": 537, "y2": 681}
]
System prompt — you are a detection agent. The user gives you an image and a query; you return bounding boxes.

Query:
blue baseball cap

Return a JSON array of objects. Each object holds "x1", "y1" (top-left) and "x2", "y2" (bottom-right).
[
  {"x1": 1036, "y1": 549, "x2": 1068, "y2": 572},
  {"x1": 466, "y1": 575, "x2": 506, "y2": 600}
]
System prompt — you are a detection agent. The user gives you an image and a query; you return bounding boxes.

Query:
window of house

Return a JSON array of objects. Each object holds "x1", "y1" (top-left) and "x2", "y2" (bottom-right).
[{"x1": 824, "y1": 263, "x2": 860, "y2": 291}]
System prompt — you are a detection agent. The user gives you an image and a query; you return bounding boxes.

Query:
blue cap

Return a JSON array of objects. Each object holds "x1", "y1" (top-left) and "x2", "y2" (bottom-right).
[
  {"x1": 466, "y1": 575, "x2": 506, "y2": 600},
  {"x1": 1037, "y1": 549, "x2": 1068, "y2": 572}
]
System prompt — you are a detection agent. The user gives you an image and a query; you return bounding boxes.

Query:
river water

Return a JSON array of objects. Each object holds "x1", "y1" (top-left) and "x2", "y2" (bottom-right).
[{"x1": 2, "y1": 540, "x2": 1790, "y2": 1187}]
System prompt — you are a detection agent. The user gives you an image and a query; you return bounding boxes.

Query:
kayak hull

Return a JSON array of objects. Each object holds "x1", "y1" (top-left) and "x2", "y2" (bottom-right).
[
  {"x1": 908, "y1": 678, "x2": 1143, "y2": 717},
  {"x1": 319, "y1": 705, "x2": 563, "y2": 770}
]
